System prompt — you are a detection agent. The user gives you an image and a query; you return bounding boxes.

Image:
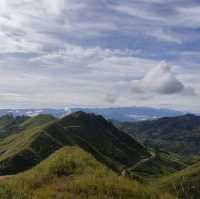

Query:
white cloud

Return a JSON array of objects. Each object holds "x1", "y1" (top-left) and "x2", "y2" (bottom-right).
[
  {"x1": 42, "y1": 0, "x2": 66, "y2": 15},
  {"x1": 130, "y1": 61, "x2": 195, "y2": 95}
]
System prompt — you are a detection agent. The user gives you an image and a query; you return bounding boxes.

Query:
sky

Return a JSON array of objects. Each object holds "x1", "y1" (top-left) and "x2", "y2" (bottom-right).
[{"x1": 0, "y1": 0, "x2": 200, "y2": 112}]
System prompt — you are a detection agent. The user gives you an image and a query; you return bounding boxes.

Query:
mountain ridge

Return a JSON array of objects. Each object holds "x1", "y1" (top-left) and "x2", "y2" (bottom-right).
[{"x1": 0, "y1": 111, "x2": 149, "y2": 175}]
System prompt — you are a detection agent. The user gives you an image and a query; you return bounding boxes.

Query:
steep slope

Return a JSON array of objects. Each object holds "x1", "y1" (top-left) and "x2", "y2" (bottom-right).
[
  {"x1": 0, "y1": 112, "x2": 149, "y2": 175},
  {"x1": 0, "y1": 147, "x2": 175, "y2": 199},
  {"x1": 157, "y1": 161, "x2": 200, "y2": 199},
  {"x1": 119, "y1": 114, "x2": 200, "y2": 156}
]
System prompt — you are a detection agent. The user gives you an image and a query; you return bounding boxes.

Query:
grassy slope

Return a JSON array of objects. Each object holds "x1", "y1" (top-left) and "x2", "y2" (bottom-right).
[
  {"x1": 0, "y1": 114, "x2": 55, "y2": 140},
  {"x1": 156, "y1": 161, "x2": 200, "y2": 199},
  {"x1": 0, "y1": 147, "x2": 175, "y2": 199},
  {"x1": 127, "y1": 150, "x2": 190, "y2": 181},
  {"x1": 0, "y1": 112, "x2": 149, "y2": 175},
  {"x1": 19, "y1": 114, "x2": 55, "y2": 130},
  {"x1": 0, "y1": 115, "x2": 56, "y2": 174}
]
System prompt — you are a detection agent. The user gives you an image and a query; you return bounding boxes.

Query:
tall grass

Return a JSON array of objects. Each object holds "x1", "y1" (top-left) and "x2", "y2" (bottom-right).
[{"x1": 0, "y1": 147, "x2": 176, "y2": 199}]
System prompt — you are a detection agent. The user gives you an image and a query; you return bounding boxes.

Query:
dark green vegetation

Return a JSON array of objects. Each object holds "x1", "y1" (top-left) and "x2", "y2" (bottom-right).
[
  {"x1": 0, "y1": 111, "x2": 149, "y2": 175},
  {"x1": 118, "y1": 114, "x2": 200, "y2": 157},
  {"x1": 0, "y1": 147, "x2": 175, "y2": 199}
]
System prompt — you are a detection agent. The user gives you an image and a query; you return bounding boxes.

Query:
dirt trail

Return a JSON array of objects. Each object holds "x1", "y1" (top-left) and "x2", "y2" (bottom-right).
[{"x1": 0, "y1": 175, "x2": 14, "y2": 180}]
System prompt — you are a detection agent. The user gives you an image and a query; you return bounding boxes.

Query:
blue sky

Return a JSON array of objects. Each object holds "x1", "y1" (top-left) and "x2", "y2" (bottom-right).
[{"x1": 0, "y1": 0, "x2": 200, "y2": 112}]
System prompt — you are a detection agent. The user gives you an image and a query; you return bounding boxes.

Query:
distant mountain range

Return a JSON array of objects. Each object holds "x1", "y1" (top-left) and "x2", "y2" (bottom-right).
[{"x1": 0, "y1": 106, "x2": 186, "y2": 122}]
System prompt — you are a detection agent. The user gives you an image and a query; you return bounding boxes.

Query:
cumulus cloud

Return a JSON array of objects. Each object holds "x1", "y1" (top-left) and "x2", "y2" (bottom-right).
[{"x1": 130, "y1": 61, "x2": 195, "y2": 95}]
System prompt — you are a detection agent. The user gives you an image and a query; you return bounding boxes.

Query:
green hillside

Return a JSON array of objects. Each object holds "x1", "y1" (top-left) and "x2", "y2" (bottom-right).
[
  {"x1": 0, "y1": 114, "x2": 55, "y2": 139},
  {"x1": 19, "y1": 114, "x2": 55, "y2": 131},
  {"x1": 118, "y1": 114, "x2": 200, "y2": 157},
  {"x1": 0, "y1": 146, "x2": 175, "y2": 199},
  {"x1": 127, "y1": 150, "x2": 190, "y2": 181},
  {"x1": 157, "y1": 161, "x2": 200, "y2": 199},
  {"x1": 0, "y1": 115, "x2": 29, "y2": 138},
  {"x1": 0, "y1": 112, "x2": 150, "y2": 175}
]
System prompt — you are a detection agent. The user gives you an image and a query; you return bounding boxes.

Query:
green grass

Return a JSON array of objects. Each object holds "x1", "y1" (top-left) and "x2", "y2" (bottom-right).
[
  {"x1": 0, "y1": 115, "x2": 29, "y2": 138},
  {"x1": 19, "y1": 114, "x2": 55, "y2": 131},
  {"x1": 156, "y1": 161, "x2": 200, "y2": 199},
  {"x1": 127, "y1": 150, "x2": 191, "y2": 181},
  {"x1": 0, "y1": 147, "x2": 176, "y2": 199}
]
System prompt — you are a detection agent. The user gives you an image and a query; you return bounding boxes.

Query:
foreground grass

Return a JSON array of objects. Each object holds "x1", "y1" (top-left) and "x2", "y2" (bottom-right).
[
  {"x1": 156, "y1": 161, "x2": 200, "y2": 199},
  {"x1": 0, "y1": 147, "x2": 175, "y2": 199}
]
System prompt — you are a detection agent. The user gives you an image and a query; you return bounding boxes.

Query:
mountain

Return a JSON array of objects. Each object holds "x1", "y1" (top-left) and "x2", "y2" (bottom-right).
[
  {"x1": 0, "y1": 146, "x2": 175, "y2": 199},
  {"x1": 0, "y1": 111, "x2": 149, "y2": 175},
  {"x1": 118, "y1": 114, "x2": 200, "y2": 156},
  {"x1": 0, "y1": 107, "x2": 185, "y2": 122}
]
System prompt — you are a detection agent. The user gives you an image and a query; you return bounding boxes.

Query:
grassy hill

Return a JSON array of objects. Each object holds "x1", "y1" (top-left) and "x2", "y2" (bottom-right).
[
  {"x1": 157, "y1": 161, "x2": 200, "y2": 199},
  {"x1": 0, "y1": 146, "x2": 175, "y2": 199},
  {"x1": 118, "y1": 114, "x2": 200, "y2": 157},
  {"x1": 0, "y1": 111, "x2": 150, "y2": 175}
]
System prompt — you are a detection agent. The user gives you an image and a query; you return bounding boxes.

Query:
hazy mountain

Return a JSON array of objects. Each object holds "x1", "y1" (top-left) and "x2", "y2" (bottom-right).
[{"x1": 0, "y1": 106, "x2": 185, "y2": 122}]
